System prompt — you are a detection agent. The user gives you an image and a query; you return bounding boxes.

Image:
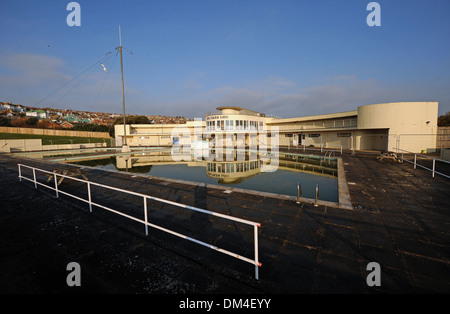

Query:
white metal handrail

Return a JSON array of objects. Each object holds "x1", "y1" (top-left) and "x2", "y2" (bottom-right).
[
  {"x1": 17, "y1": 163, "x2": 262, "y2": 280},
  {"x1": 397, "y1": 149, "x2": 450, "y2": 179}
]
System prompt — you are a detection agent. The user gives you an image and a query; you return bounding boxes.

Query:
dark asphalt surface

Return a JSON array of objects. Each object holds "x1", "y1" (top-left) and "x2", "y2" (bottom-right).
[{"x1": 1, "y1": 152, "x2": 449, "y2": 296}]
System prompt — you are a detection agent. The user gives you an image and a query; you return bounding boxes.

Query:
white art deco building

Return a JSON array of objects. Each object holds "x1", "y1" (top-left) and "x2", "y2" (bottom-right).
[{"x1": 115, "y1": 101, "x2": 439, "y2": 153}]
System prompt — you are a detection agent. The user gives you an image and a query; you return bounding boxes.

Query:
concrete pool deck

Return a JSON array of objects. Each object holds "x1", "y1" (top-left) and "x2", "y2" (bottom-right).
[{"x1": 0, "y1": 150, "x2": 449, "y2": 294}]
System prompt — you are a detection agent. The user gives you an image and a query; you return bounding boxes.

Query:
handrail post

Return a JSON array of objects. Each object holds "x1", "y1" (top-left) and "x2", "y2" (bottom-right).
[
  {"x1": 53, "y1": 173, "x2": 59, "y2": 198},
  {"x1": 87, "y1": 182, "x2": 92, "y2": 212},
  {"x1": 254, "y1": 224, "x2": 260, "y2": 280},
  {"x1": 314, "y1": 184, "x2": 319, "y2": 207},
  {"x1": 432, "y1": 159, "x2": 435, "y2": 178},
  {"x1": 33, "y1": 168, "x2": 37, "y2": 189},
  {"x1": 18, "y1": 164, "x2": 22, "y2": 182},
  {"x1": 414, "y1": 154, "x2": 417, "y2": 169},
  {"x1": 143, "y1": 196, "x2": 148, "y2": 236}
]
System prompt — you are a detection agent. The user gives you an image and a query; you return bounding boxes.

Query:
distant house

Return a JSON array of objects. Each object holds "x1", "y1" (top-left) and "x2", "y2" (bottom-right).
[
  {"x1": 60, "y1": 121, "x2": 73, "y2": 129},
  {"x1": 13, "y1": 104, "x2": 26, "y2": 113},
  {"x1": 64, "y1": 114, "x2": 91, "y2": 124},
  {"x1": 26, "y1": 109, "x2": 47, "y2": 119},
  {"x1": 0, "y1": 103, "x2": 25, "y2": 113}
]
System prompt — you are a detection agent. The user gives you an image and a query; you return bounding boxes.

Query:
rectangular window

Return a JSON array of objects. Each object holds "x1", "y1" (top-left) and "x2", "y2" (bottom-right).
[
  {"x1": 308, "y1": 134, "x2": 321, "y2": 138},
  {"x1": 337, "y1": 132, "x2": 352, "y2": 137},
  {"x1": 285, "y1": 134, "x2": 293, "y2": 137}
]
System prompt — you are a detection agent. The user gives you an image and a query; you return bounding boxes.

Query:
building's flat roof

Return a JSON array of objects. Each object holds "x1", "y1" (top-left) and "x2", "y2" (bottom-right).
[{"x1": 267, "y1": 110, "x2": 358, "y2": 124}]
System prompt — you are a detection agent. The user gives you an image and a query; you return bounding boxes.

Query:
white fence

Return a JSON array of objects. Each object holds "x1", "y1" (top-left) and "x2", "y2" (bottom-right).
[
  {"x1": 17, "y1": 163, "x2": 262, "y2": 280},
  {"x1": 398, "y1": 149, "x2": 450, "y2": 179}
]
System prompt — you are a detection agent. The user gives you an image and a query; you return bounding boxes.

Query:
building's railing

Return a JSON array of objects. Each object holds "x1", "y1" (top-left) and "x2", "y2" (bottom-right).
[
  {"x1": 17, "y1": 163, "x2": 262, "y2": 280},
  {"x1": 270, "y1": 118, "x2": 357, "y2": 131},
  {"x1": 205, "y1": 109, "x2": 264, "y2": 117},
  {"x1": 398, "y1": 149, "x2": 450, "y2": 179}
]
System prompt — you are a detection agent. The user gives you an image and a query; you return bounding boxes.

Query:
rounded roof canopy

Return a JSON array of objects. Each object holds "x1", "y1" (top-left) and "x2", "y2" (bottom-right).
[{"x1": 216, "y1": 106, "x2": 244, "y2": 111}]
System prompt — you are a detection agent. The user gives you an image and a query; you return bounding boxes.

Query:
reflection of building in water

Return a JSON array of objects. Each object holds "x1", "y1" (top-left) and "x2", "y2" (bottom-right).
[
  {"x1": 206, "y1": 160, "x2": 261, "y2": 184},
  {"x1": 114, "y1": 150, "x2": 337, "y2": 183},
  {"x1": 115, "y1": 150, "x2": 204, "y2": 169},
  {"x1": 278, "y1": 154, "x2": 337, "y2": 178}
]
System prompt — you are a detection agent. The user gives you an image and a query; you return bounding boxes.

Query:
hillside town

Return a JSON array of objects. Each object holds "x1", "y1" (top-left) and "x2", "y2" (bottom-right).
[{"x1": 0, "y1": 101, "x2": 191, "y2": 129}]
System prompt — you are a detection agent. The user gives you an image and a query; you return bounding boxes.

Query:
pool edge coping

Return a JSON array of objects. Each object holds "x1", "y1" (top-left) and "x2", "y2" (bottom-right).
[{"x1": 11, "y1": 153, "x2": 353, "y2": 210}]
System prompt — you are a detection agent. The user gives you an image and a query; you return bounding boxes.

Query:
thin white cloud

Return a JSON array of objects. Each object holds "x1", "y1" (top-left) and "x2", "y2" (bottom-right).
[
  {"x1": 157, "y1": 75, "x2": 415, "y2": 119},
  {"x1": 0, "y1": 53, "x2": 70, "y2": 87},
  {"x1": 0, "y1": 52, "x2": 139, "y2": 113}
]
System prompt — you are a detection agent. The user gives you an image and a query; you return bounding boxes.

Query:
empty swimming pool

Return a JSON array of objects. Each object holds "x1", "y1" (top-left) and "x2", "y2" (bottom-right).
[{"x1": 63, "y1": 149, "x2": 339, "y2": 202}]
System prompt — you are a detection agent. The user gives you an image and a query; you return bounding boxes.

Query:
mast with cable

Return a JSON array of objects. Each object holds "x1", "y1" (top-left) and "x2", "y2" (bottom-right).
[{"x1": 118, "y1": 25, "x2": 130, "y2": 152}]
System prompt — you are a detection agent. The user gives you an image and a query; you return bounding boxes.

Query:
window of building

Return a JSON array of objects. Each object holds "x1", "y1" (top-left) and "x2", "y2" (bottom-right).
[
  {"x1": 216, "y1": 120, "x2": 225, "y2": 130},
  {"x1": 308, "y1": 134, "x2": 321, "y2": 138},
  {"x1": 337, "y1": 132, "x2": 352, "y2": 137},
  {"x1": 225, "y1": 120, "x2": 234, "y2": 130},
  {"x1": 285, "y1": 134, "x2": 293, "y2": 137}
]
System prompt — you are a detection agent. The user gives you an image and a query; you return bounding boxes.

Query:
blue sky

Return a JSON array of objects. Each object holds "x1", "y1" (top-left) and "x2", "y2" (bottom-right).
[{"x1": 0, "y1": 0, "x2": 449, "y2": 118}]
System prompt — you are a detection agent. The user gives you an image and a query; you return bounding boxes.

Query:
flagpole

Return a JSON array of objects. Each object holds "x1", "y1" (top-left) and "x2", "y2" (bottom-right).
[{"x1": 119, "y1": 25, "x2": 130, "y2": 152}]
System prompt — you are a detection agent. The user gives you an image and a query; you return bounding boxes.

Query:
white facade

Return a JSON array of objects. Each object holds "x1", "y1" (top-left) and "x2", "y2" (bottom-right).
[{"x1": 115, "y1": 102, "x2": 439, "y2": 153}]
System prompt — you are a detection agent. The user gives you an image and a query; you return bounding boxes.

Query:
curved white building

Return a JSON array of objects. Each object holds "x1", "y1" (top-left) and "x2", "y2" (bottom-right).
[
  {"x1": 115, "y1": 101, "x2": 439, "y2": 153},
  {"x1": 205, "y1": 106, "x2": 272, "y2": 148}
]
